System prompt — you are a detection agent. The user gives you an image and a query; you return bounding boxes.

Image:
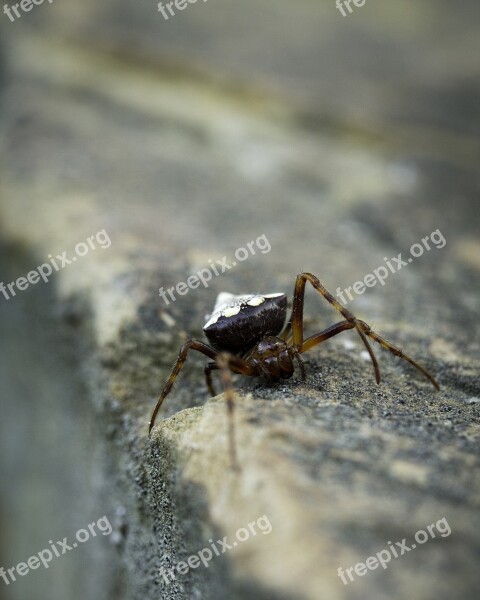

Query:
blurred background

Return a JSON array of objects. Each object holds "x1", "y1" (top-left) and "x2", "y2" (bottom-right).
[{"x1": 0, "y1": 1, "x2": 479, "y2": 599}]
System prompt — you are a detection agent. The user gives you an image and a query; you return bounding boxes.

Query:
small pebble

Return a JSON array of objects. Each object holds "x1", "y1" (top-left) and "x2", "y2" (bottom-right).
[{"x1": 464, "y1": 397, "x2": 480, "y2": 404}]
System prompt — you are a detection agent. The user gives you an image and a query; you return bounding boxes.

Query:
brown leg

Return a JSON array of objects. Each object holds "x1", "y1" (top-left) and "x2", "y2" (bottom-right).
[
  {"x1": 149, "y1": 339, "x2": 219, "y2": 435},
  {"x1": 292, "y1": 275, "x2": 439, "y2": 389},
  {"x1": 204, "y1": 362, "x2": 219, "y2": 396},
  {"x1": 294, "y1": 352, "x2": 306, "y2": 379},
  {"x1": 291, "y1": 273, "x2": 381, "y2": 383},
  {"x1": 300, "y1": 320, "x2": 355, "y2": 353},
  {"x1": 356, "y1": 320, "x2": 440, "y2": 390},
  {"x1": 215, "y1": 352, "x2": 259, "y2": 470}
]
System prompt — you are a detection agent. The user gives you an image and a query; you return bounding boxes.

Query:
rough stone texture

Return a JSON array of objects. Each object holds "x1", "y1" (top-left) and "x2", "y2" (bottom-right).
[{"x1": 1, "y1": 2, "x2": 479, "y2": 600}]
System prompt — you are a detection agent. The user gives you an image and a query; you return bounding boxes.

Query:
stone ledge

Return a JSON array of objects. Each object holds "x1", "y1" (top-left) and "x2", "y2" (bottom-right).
[{"x1": 1, "y1": 8, "x2": 479, "y2": 600}]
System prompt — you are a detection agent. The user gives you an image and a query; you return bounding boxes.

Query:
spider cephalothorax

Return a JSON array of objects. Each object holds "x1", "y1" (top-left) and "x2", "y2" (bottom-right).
[{"x1": 149, "y1": 273, "x2": 439, "y2": 467}]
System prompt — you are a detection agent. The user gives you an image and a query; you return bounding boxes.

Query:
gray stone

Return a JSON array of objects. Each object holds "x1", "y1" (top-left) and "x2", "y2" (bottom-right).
[{"x1": 0, "y1": 2, "x2": 479, "y2": 599}]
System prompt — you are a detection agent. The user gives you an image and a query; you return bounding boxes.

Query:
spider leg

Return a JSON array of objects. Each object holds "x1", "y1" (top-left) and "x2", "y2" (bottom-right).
[
  {"x1": 204, "y1": 362, "x2": 219, "y2": 396},
  {"x1": 294, "y1": 352, "x2": 306, "y2": 379},
  {"x1": 291, "y1": 272, "x2": 381, "y2": 383},
  {"x1": 215, "y1": 352, "x2": 259, "y2": 470},
  {"x1": 281, "y1": 319, "x2": 293, "y2": 344},
  {"x1": 356, "y1": 319, "x2": 440, "y2": 390},
  {"x1": 149, "y1": 339, "x2": 219, "y2": 435},
  {"x1": 300, "y1": 320, "x2": 355, "y2": 353},
  {"x1": 292, "y1": 274, "x2": 439, "y2": 389}
]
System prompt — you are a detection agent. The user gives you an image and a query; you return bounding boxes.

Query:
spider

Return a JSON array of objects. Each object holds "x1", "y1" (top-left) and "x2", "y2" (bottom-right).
[{"x1": 149, "y1": 272, "x2": 439, "y2": 467}]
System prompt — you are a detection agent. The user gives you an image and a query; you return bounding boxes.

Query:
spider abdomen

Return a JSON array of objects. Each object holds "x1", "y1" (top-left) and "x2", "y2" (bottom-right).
[{"x1": 203, "y1": 293, "x2": 287, "y2": 353}]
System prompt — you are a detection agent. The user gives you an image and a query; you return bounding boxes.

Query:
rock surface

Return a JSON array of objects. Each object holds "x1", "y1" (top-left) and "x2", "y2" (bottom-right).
[{"x1": 1, "y1": 2, "x2": 479, "y2": 599}]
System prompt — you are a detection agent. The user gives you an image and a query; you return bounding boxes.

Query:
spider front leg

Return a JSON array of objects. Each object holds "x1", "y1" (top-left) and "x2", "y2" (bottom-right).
[
  {"x1": 356, "y1": 320, "x2": 440, "y2": 390},
  {"x1": 149, "y1": 339, "x2": 219, "y2": 435},
  {"x1": 149, "y1": 339, "x2": 257, "y2": 469},
  {"x1": 215, "y1": 352, "x2": 259, "y2": 470},
  {"x1": 291, "y1": 272, "x2": 381, "y2": 383},
  {"x1": 291, "y1": 272, "x2": 439, "y2": 390}
]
